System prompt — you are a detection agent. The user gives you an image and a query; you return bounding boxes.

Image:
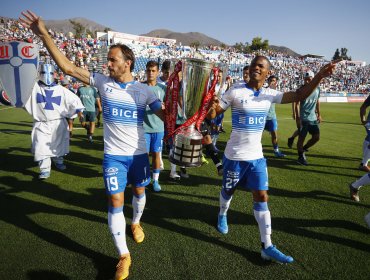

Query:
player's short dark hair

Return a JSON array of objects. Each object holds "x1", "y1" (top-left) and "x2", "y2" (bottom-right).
[
  {"x1": 146, "y1": 60, "x2": 159, "y2": 70},
  {"x1": 109, "y1": 44, "x2": 136, "y2": 72},
  {"x1": 243, "y1": 64, "x2": 250, "y2": 71},
  {"x1": 251, "y1": 55, "x2": 271, "y2": 70},
  {"x1": 267, "y1": 75, "x2": 278, "y2": 82},
  {"x1": 161, "y1": 60, "x2": 171, "y2": 71}
]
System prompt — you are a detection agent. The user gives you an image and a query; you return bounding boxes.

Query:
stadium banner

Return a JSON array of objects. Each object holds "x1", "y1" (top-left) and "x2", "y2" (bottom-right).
[
  {"x1": 319, "y1": 96, "x2": 367, "y2": 103},
  {"x1": 325, "y1": 96, "x2": 348, "y2": 103},
  {"x1": 107, "y1": 31, "x2": 176, "y2": 46},
  {"x1": 0, "y1": 41, "x2": 39, "y2": 107},
  {"x1": 347, "y1": 96, "x2": 367, "y2": 102}
]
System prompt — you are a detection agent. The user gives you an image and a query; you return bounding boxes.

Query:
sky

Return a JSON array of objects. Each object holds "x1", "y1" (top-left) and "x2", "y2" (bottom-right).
[{"x1": 2, "y1": 0, "x2": 370, "y2": 64}]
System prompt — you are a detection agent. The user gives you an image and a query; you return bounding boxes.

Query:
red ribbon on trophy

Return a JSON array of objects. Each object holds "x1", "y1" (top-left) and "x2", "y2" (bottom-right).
[
  {"x1": 164, "y1": 64, "x2": 219, "y2": 141},
  {"x1": 164, "y1": 60, "x2": 182, "y2": 141}
]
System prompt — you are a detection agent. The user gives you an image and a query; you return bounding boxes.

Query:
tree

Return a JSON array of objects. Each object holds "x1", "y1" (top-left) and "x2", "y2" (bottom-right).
[
  {"x1": 247, "y1": 37, "x2": 269, "y2": 52},
  {"x1": 190, "y1": 41, "x2": 200, "y2": 49},
  {"x1": 233, "y1": 42, "x2": 245, "y2": 53},
  {"x1": 69, "y1": 20, "x2": 84, "y2": 38},
  {"x1": 340, "y1": 48, "x2": 351, "y2": 60},
  {"x1": 332, "y1": 47, "x2": 352, "y2": 61},
  {"x1": 232, "y1": 37, "x2": 269, "y2": 54},
  {"x1": 85, "y1": 29, "x2": 94, "y2": 38},
  {"x1": 332, "y1": 48, "x2": 341, "y2": 60}
]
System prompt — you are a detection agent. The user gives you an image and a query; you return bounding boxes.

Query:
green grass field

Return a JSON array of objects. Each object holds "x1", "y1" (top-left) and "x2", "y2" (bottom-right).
[{"x1": 0, "y1": 102, "x2": 369, "y2": 280}]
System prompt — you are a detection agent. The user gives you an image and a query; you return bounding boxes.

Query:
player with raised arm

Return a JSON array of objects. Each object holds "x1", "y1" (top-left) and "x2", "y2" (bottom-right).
[
  {"x1": 207, "y1": 55, "x2": 338, "y2": 264},
  {"x1": 19, "y1": 10, "x2": 164, "y2": 280}
]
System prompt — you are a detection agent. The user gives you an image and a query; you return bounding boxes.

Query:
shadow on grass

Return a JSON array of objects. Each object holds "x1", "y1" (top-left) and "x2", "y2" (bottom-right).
[
  {"x1": 1, "y1": 144, "x2": 369, "y2": 276},
  {"x1": 0, "y1": 120, "x2": 33, "y2": 128},
  {"x1": 262, "y1": 149, "x2": 361, "y2": 180},
  {"x1": 28, "y1": 270, "x2": 70, "y2": 280},
  {"x1": 0, "y1": 176, "x2": 116, "y2": 280},
  {"x1": 2, "y1": 147, "x2": 102, "y2": 179},
  {"x1": 125, "y1": 186, "x2": 267, "y2": 266}
]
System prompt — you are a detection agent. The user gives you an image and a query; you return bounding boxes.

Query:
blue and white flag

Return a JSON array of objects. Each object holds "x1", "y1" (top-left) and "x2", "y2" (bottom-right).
[{"x1": 0, "y1": 41, "x2": 39, "y2": 107}]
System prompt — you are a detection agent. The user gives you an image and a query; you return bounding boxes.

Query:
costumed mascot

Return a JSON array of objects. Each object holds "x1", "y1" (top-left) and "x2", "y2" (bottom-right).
[{"x1": 24, "y1": 63, "x2": 85, "y2": 179}]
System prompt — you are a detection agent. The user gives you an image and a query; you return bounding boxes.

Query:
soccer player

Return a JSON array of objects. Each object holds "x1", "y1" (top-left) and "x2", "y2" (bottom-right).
[
  {"x1": 19, "y1": 10, "x2": 164, "y2": 280},
  {"x1": 25, "y1": 62, "x2": 84, "y2": 179},
  {"x1": 264, "y1": 75, "x2": 285, "y2": 157},
  {"x1": 77, "y1": 83, "x2": 102, "y2": 143},
  {"x1": 358, "y1": 95, "x2": 370, "y2": 171},
  {"x1": 296, "y1": 71, "x2": 321, "y2": 166},
  {"x1": 157, "y1": 59, "x2": 171, "y2": 85},
  {"x1": 143, "y1": 61, "x2": 166, "y2": 192},
  {"x1": 242, "y1": 64, "x2": 250, "y2": 83},
  {"x1": 207, "y1": 55, "x2": 338, "y2": 264}
]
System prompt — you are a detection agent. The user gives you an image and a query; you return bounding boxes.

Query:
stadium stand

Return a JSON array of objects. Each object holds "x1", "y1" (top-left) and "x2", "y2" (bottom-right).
[{"x1": 1, "y1": 17, "x2": 369, "y2": 95}]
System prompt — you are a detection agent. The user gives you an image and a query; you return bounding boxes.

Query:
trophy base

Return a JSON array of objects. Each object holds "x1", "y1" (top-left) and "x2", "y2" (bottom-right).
[
  {"x1": 169, "y1": 156, "x2": 202, "y2": 168},
  {"x1": 169, "y1": 125, "x2": 203, "y2": 168},
  {"x1": 169, "y1": 140, "x2": 203, "y2": 168}
]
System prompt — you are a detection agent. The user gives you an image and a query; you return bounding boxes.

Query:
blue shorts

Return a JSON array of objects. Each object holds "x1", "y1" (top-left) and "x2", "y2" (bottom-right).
[
  {"x1": 145, "y1": 132, "x2": 164, "y2": 153},
  {"x1": 102, "y1": 153, "x2": 151, "y2": 195},
  {"x1": 264, "y1": 119, "x2": 277, "y2": 132},
  {"x1": 82, "y1": 111, "x2": 96, "y2": 122},
  {"x1": 222, "y1": 156, "x2": 268, "y2": 192},
  {"x1": 299, "y1": 120, "x2": 320, "y2": 137}
]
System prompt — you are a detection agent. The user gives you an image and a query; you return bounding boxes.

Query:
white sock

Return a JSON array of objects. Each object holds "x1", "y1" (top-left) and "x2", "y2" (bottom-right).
[
  {"x1": 132, "y1": 192, "x2": 146, "y2": 224},
  {"x1": 38, "y1": 157, "x2": 51, "y2": 173},
  {"x1": 352, "y1": 173, "x2": 370, "y2": 189},
  {"x1": 219, "y1": 190, "x2": 232, "y2": 216},
  {"x1": 153, "y1": 170, "x2": 160, "y2": 181},
  {"x1": 362, "y1": 141, "x2": 370, "y2": 165},
  {"x1": 108, "y1": 208, "x2": 129, "y2": 256},
  {"x1": 170, "y1": 163, "x2": 177, "y2": 173},
  {"x1": 254, "y1": 209, "x2": 272, "y2": 249}
]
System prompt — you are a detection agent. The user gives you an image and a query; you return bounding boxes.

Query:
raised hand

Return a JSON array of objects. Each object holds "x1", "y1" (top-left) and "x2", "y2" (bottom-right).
[
  {"x1": 318, "y1": 59, "x2": 341, "y2": 79},
  {"x1": 19, "y1": 10, "x2": 48, "y2": 37}
]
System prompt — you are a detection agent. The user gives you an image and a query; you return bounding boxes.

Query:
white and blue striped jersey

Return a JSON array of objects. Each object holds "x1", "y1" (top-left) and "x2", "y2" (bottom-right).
[
  {"x1": 219, "y1": 82, "x2": 284, "y2": 161},
  {"x1": 90, "y1": 73, "x2": 161, "y2": 156}
]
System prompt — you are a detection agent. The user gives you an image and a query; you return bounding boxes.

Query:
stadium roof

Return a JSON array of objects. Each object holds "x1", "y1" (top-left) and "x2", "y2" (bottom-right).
[{"x1": 300, "y1": 54, "x2": 324, "y2": 59}]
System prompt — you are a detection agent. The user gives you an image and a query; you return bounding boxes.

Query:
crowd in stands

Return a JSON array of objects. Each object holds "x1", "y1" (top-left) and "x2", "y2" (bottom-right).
[{"x1": 1, "y1": 17, "x2": 369, "y2": 94}]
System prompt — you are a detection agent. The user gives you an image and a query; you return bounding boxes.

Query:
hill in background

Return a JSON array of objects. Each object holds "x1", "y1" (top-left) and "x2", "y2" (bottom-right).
[
  {"x1": 44, "y1": 17, "x2": 108, "y2": 35},
  {"x1": 1, "y1": 16, "x2": 300, "y2": 56},
  {"x1": 141, "y1": 29, "x2": 224, "y2": 47},
  {"x1": 269, "y1": 45, "x2": 300, "y2": 57}
]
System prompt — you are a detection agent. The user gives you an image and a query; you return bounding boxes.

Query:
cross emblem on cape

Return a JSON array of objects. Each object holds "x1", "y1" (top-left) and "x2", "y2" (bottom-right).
[{"x1": 36, "y1": 89, "x2": 61, "y2": 110}]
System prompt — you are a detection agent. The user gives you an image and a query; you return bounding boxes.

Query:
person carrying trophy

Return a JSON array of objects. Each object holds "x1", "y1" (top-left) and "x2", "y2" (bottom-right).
[
  {"x1": 19, "y1": 10, "x2": 165, "y2": 280},
  {"x1": 207, "y1": 55, "x2": 339, "y2": 264}
]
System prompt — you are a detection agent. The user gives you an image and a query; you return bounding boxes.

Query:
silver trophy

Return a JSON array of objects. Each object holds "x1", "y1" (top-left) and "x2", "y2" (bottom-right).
[{"x1": 169, "y1": 58, "x2": 215, "y2": 167}]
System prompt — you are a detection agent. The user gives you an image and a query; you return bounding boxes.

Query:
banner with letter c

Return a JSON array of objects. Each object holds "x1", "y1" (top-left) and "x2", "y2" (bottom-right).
[{"x1": 0, "y1": 41, "x2": 39, "y2": 107}]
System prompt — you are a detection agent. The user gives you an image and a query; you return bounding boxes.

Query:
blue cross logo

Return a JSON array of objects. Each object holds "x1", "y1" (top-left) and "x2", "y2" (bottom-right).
[
  {"x1": 0, "y1": 42, "x2": 38, "y2": 107},
  {"x1": 36, "y1": 89, "x2": 61, "y2": 110}
]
